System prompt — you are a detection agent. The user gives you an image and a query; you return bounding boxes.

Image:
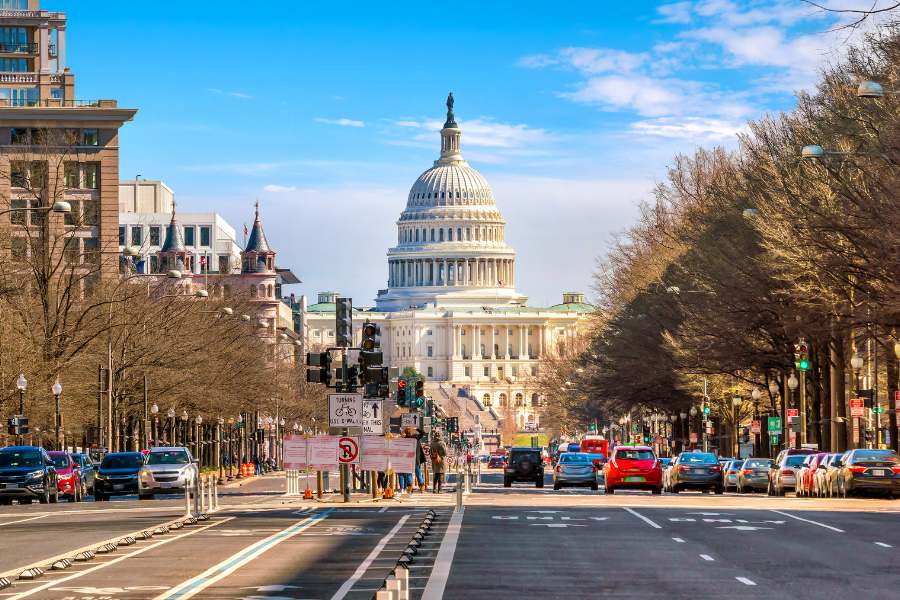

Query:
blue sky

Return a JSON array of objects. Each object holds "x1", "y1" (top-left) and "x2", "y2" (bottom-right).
[{"x1": 60, "y1": 1, "x2": 878, "y2": 306}]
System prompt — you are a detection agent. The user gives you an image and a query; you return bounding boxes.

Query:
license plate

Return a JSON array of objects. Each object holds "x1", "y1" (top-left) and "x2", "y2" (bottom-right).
[
  {"x1": 624, "y1": 476, "x2": 645, "y2": 482},
  {"x1": 1, "y1": 483, "x2": 18, "y2": 489},
  {"x1": 113, "y1": 484, "x2": 124, "y2": 491},
  {"x1": 871, "y1": 470, "x2": 886, "y2": 477}
]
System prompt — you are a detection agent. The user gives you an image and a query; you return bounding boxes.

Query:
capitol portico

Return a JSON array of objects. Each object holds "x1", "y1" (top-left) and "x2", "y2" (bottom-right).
[{"x1": 299, "y1": 95, "x2": 592, "y2": 436}]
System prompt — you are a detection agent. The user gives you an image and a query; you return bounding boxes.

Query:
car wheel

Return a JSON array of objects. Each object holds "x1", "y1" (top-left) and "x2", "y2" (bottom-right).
[
  {"x1": 652, "y1": 487, "x2": 662, "y2": 495},
  {"x1": 553, "y1": 483, "x2": 561, "y2": 491},
  {"x1": 49, "y1": 488, "x2": 58, "y2": 503},
  {"x1": 672, "y1": 485, "x2": 680, "y2": 494},
  {"x1": 535, "y1": 479, "x2": 544, "y2": 488},
  {"x1": 39, "y1": 484, "x2": 50, "y2": 504},
  {"x1": 503, "y1": 477, "x2": 511, "y2": 488},
  {"x1": 94, "y1": 492, "x2": 106, "y2": 502},
  {"x1": 138, "y1": 493, "x2": 155, "y2": 500},
  {"x1": 605, "y1": 486, "x2": 615, "y2": 495},
  {"x1": 20, "y1": 498, "x2": 32, "y2": 504},
  {"x1": 715, "y1": 486, "x2": 724, "y2": 495},
  {"x1": 591, "y1": 482, "x2": 599, "y2": 491}
]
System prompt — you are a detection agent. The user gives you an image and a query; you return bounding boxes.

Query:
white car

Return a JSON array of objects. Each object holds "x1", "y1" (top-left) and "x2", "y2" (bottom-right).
[{"x1": 138, "y1": 447, "x2": 198, "y2": 499}]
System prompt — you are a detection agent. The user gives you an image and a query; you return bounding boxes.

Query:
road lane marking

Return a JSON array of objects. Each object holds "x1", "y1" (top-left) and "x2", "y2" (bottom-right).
[
  {"x1": 329, "y1": 514, "x2": 410, "y2": 600},
  {"x1": 699, "y1": 554, "x2": 714, "y2": 561},
  {"x1": 622, "y1": 507, "x2": 661, "y2": 529},
  {"x1": 421, "y1": 508, "x2": 463, "y2": 600},
  {"x1": 378, "y1": 506, "x2": 388, "y2": 513},
  {"x1": 6, "y1": 517, "x2": 234, "y2": 599},
  {"x1": 736, "y1": 577, "x2": 756, "y2": 586},
  {"x1": 153, "y1": 510, "x2": 332, "y2": 600},
  {"x1": 672, "y1": 537, "x2": 686, "y2": 543},
  {"x1": 0, "y1": 515, "x2": 47, "y2": 527},
  {"x1": 770, "y1": 510, "x2": 844, "y2": 533},
  {"x1": 874, "y1": 542, "x2": 892, "y2": 548}
]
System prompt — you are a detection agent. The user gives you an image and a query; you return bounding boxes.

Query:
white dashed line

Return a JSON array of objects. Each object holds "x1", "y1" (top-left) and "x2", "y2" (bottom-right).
[
  {"x1": 699, "y1": 554, "x2": 714, "y2": 561},
  {"x1": 378, "y1": 506, "x2": 388, "y2": 513},
  {"x1": 770, "y1": 510, "x2": 844, "y2": 533},
  {"x1": 622, "y1": 507, "x2": 661, "y2": 529},
  {"x1": 736, "y1": 577, "x2": 756, "y2": 586},
  {"x1": 672, "y1": 537, "x2": 686, "y2": 543},
  {"x1": 874, "y1": 542, "x2": 892, "y2": 548}
]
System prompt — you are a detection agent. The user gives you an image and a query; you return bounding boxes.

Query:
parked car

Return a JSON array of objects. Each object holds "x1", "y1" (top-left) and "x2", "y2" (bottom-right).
[
  {"x1": 47, "y1": 451, "x2": 83, "y2": 502},
  {"x1": 503, "y1": 447, "x2": 545, "y2": 488},
  {"x1": 95, "y1": 452, "x2": 146, "y2": 501},
  {"x1": 723, "y1": 459, "x2": 744, "y2": 492},
  {"x1": 737, "y1": 458, "x2": 772, "y2": 493},
  {"x1": 487, "y1": 456, "x2": 506, "y2": 469},
  {"x1": 138, "y1": 447, "x2": 199, "y2": 499},
  {"x1": 553, "y1": 452, "x2": 599, "y2": 491},
  {"x1": 796, "y1": 452, "x2": 829, "y2": 497},
  {"x1": 0, "y1": 446, "x2": 58, "y2": 505},
  {"x1": 669, "y1": 452, "x2": 723, "y2": 494},
  {"x1": 604, "y1": 445, "x2": 662, "y2": 495},
  {"x1": 834, "y1": 449, "x2": 900, "y2": 498},
  {"x1": 819, "y1": 453, "x2": 847, "y2": 497},
  {"x1": 71, "y1": 453, "x2": 96, "y2": 494},
  {"x1": 768, "y1": 452, "x2": 813, "y2": 496}
]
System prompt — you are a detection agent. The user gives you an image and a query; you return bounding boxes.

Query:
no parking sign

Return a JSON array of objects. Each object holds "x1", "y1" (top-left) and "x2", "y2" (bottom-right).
[{"x1": 338, "y1": 436, "x2": 359, "y2": 464}]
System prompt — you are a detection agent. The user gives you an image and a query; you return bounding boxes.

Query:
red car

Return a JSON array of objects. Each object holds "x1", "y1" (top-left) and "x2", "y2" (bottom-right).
[
  {"x1": 487, "y1": 456, "x2": 507, "y2": 469},
  {"x1": 603, "y1": 445, "x2": 662, "y2": 495},
  {"x1": 48, "y1": 451, "x2": 83, "y2": 502}
]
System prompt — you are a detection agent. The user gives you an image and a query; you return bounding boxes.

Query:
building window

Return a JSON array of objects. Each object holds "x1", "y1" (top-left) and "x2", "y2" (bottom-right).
[
  {"x1": 82, "y1": 238, "x2": 99, "y2": 265},
  {"x1": 515, "y1": 393, "x2": 524, "y2": 407},
  {"x1": 427, "y1": 345, "x2": 433, "y2": 358},
  {"x1": 448, "y1": 229, "x2": 453, "y2": 241},
  {"x1": 512, "y1": 366, "x2": 518, "y2": 377},
  {"x1": 483, "y1": 393, "x2": 491, "y2": 407},
  {"x1": 425, "y1": 329, "x2": 432, "y2": 336},
  {"x1": 464, "y1": 366, "x2": 470, "y2": 377},
  {"x1": 149, "y1": 226, "x2": 161, "y2": 246},
  {"x1": 327, "y1": 330, "x2": 334, "y2": 337},
  {"x1": 64, "y1": 200, "x2": 80, "y2": 226},
  {"x1": 531, "y1": 393, "x2": 540, "y2": 407},
  {"x1": 414, "y1": 230, "x2": 419, "y2": 242},
  {"x1": 149, "y1": 255, "x2": 159, "y2": 273},
  {"x1": 63, "y1": 236, "x2": 79, "y2": 264},
  {"x1": 183, "y1": 226, "x2": 195, "y2": 246},
  {"x1": 64, "y1": 162, "x2": 79, "y2": 188},
  {"x1": 118, "y1": 226, "x2": 125, "y2": 245},
  {"x1": 439, "y1": 229, "x2": 444, "y2": 241},
  {"x1": 427, "y1": 367, "x2": 433, "y2": 378},
  {"x1": 83, "y1": 163, "x2": 99, "y2": 189},
  {"x1": 9, "y1": 161, "x2": 26, "y2": 187},
  {"x1": 531, "y1": 366, "x2": 537, "y2": 377},
  {"x1": 200, "y1": 226, "x2": 211, "y2": 246},
  {"x1": 9, "y1": 127, "x2": 28, "y2": 144},
  {"x1": 218, "y1": 255, "x2": 230, "y2": 273},
  {"x1": 483, "y1": 366, "x2": 489, "y2": 377},
  {"x1": 82, "y1": 129, "x2": 99, "y2": 146},
  {"x1": 130, "y1": 226, "x2": 142, "y2": 246},
  {"x1": 499, "y1": 393, "x2": 507, "y2": 407}
]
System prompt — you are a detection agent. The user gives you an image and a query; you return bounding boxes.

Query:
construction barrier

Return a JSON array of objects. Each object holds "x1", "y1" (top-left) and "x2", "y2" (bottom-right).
[{"x1": 285, "y1": 469, "x2": 300, "y2": 496}]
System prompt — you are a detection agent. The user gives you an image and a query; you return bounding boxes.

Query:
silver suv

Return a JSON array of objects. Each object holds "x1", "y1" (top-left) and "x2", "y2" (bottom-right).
[{"x1": 138, "y1": 447, "x2": 198, "y2": 499}]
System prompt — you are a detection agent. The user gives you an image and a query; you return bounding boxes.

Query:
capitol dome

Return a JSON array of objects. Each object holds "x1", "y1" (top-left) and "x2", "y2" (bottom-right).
[{"x1": 376, "y1": 94, "x2": 526, "y2": 312}]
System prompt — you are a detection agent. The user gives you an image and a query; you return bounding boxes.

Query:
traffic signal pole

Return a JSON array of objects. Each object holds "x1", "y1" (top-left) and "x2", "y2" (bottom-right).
[{"x1": 340, "y1": 348, "x2": 350, "y2": 503}]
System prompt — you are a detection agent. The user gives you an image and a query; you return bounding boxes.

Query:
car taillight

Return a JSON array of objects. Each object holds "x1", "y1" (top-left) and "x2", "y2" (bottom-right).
[
  {"x1": 677, "y1": 465, "x2": 688, "y2": 472},
  {"x1": 555, "y1": 465, "x2": 561, "y2": 473},
  {"x1": 710, "y1": 465, "x2": 721, "y2": 472},
  {"x1": 782, "y1": 469, "x2": 794, "y2": 476},
  {"x1": 848, "y1": 466, "x2": 866, "y2": 474},
  {"x1": 891, "y1": 466, "x2": 900, "y2": 474},
  {"x1": 742, "y1": 469, "x2": 752, "y2": 475}
]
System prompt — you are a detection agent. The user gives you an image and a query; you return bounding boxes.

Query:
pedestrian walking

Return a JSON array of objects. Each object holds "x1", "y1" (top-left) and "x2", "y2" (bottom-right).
[{"x1": 430, "y1": 432, "x2": 447, "y2": 493}]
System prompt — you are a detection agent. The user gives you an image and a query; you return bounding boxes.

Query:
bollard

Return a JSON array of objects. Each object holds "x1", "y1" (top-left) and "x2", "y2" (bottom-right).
[
  {"x1": 316, "y1": 470, "x2": 323, "y2": 499},
  {"x1": 455, "y1": 474, "x2": 463, "y2": 510},
  {"x1": 184, "y1": 477, "x2": 192, "y2": 518},
  {"x1": 208, "y1": 474, "x2": 214, "y2": 508},
  {"x1": 375, "y1": 590, "x2": 395, "y2": 600},
  {"x1": 371, "y1": 470, "x2": 378, "y2": 499},
  {"x1": 193, "y1": 474, "x2": 201, "y2": 515},
  {"x1": 464, "y1": 464, "x2": 471, "y2": 495},
  {"x1": 199, "y1": 476, "x2": 206, "y2": 513},
  {"x1": 395, "y1": 567, "x2": 409, "y2": 600},
  {"x1": 386, "y1": 575, "x2": 401, "y2": 598}
]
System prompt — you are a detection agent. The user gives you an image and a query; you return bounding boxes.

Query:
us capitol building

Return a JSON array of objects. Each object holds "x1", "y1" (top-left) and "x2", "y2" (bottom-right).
[{"x1": 300, "y1": 95, "x2": 591, "y2": 436}]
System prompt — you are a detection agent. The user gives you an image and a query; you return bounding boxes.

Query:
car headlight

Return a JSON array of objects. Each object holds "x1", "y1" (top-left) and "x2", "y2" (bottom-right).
[
  {"x1": 27, "y1": 470, "x2": 44, "y2": 479},
  {"x1": 140, "y1": 470, "x2": 153, "y2": 480}
]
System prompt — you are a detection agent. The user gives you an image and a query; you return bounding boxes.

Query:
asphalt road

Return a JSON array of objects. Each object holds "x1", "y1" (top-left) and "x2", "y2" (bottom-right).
[{"x1": 0, "y1": 469, "x2": 896, "y2": 599}]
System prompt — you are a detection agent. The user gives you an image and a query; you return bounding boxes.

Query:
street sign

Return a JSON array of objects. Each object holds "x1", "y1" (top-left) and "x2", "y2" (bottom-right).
[
  {"x1": 786, "y1": 408, "x2": 799, "y2": 420},
  {"x1": 401, "y1": 413, "x2": 419, "y2": 429},
  {"x1": 362, "y1": 400, "x2": 384, "y2": 435},
  {"x1": 850, "y1": 398, "x2": 865, "y2": 418},
  {"x1": 329, "y1": 393, "x2": 363, "y2": 428},
  {"x1": 751, "y1": 420, "x2": 761, "y2": 434},
  {"x1": 767, "y1": 417, "x2": 782, "y2": 433},
  {"x1": 689, "y1": 432, "x2": 698, "y2": 444},
  {"x1": 338, "y1": 436, "x2": 360, "y2": 464}
]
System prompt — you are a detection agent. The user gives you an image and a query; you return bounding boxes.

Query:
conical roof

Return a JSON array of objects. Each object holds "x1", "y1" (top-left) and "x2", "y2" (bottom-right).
[
  {"x1": 245, "y1": 202, "x2": 272, "y2": 254},
  {"x1": 160, "y1": 205, "x2": 186, "y2": 253}
]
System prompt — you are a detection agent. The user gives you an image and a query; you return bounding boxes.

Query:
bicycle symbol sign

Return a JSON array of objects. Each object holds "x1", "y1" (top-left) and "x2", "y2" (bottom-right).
[{"x1": 329, "y1": 393, "x2": 363, "y2": 428}]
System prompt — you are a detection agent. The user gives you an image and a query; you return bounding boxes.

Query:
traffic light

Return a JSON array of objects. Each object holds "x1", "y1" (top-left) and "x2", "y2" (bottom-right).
[
  {"x1": 795, "y1": 340, "x2": 810, "y2": 371},
  {"x1": 447, "y1": 417, "x2": 459, "y2": 433},
  {"x1": 702, "y1": 404, "x2": 710, "y2": 417},
  {"x1": 6, "y1": 415, "x2": 28, "y2": 436},
  {"x1": 414, "y1": 380, "x2": 425, "y2": 408},
  {"x1": 305, "y1": 352, "x2": 332, "y2": 386},
  {"x1": 396, "y1": 379, "x2": 408, "y2": 407},
  {"x1": 335, "y1": 297, "x2": 353, "y2": 347},
  {"x1": 359, "y1": 320, "x2": 384, "y2": 392},
  {"x1": 336, "y1": 365, "x2": 360, "y2": 391},
  {"x1": 864, "y1": 429, "x2": 874, "y2": 444}
]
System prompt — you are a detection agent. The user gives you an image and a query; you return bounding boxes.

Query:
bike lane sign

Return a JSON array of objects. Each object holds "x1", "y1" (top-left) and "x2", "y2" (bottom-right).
[{"x1": 329, "y1": 393, "x2": 363, "y2": 428}]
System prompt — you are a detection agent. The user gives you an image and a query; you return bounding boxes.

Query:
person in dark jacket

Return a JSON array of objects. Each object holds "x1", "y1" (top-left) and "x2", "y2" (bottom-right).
[{"x1": 430, "y1": 432, "x2": 448, "y2": 493}]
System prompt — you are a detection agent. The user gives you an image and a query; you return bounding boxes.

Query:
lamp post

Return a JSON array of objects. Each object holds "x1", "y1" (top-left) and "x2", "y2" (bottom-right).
[
  {"x1": 851, "y1": 353, "x2": 864, "y2": 448},
  {"x1": 732, "y1": 396, "x2": 743, "y2": 458},
  {"x1": 52, "y1": 379, "x2": 63, "y2": 450},
  {"x1": 787, "y1": 372, "x2": 799, "y2": 449},
  {"x1": 15, "y1": 373, "x2": 27, "y2": 445},
  {"x1": 150, "y1": 403, "x2": 159, "y2": 447},
  {"x1": 217, "y1": 416, "x2": 225, "y2": 484},
  {"x1": 227, "y1": 417, "x2": 235, "y2": 480},
  {"x1": 195, "y1": 415, "x2": 203, "y2": 463},
  {"x1": 751, "y1": 387, "x2": 761, "y2": 456},
  {"x1": 236, "y1": 413, "x2": 244, "y2": 479},
  {"x1": 180, "y1": 409, "x2": 188, "y2": 449}
]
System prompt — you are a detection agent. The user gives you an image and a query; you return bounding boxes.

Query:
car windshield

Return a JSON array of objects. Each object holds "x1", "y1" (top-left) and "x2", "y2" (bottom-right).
[
  {"x1": 560, "y1": 453, "x2": 591, "y2": 464},
  {"x1": 72, "y1": 455, "x2": 87, "y2": 467},
  {"x1": 616, "y1": 449, "x2": 654, "y2": 461},
  {"x1": 147, "y1": 451, "x2": 190, "y2": 465},
  {"x1": 101, "y1": 454, "x2": 145, "y2": 469},
  {"x1": 680, "y1": 453, "x2": 717, "y2": 464},
  {"x1": 745, "y1": 459, "x2": 771, "y2": 468},
  {"x1": 785, "y1": 455, "x2": 807, "y2": 467},
  {"x1": 730, "y1": 460, "x2": 745, "y2": 469},
  {"x1": 49, "y1": 455, "x2": 69, "y2": 468},
  {"x1": 851, "y1": 451, "x2": 898, "y2": 463},
  {"x1": 0, "y1": 449, "x2": 43, "y2": 468},
  {"x1": 513, "y1": 452, "x2": 540, "y2": 462}
]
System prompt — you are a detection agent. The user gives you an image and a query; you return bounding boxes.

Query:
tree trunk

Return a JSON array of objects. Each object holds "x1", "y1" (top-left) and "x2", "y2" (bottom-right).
[
  {"x1": 886, "y1": 344, "x2": 898, "y2": 453},
  {"x1": 830, "y1": 332, "x2": 848, "y2": 452},
  {"x1": 820, "y1": 337, "x2": 832, "y2": 450}
]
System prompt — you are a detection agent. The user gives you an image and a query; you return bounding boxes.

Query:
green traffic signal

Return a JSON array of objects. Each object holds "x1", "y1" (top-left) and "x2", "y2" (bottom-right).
[
  {"x1": 798, "y1": 359, "x2": 810, "y2": 371},
  {"x1": 415, "y1": 396, "x2": 424, "y2": 408},
  {"x1": 703, "y1": 405, "x2": 710, "y2": 415}
]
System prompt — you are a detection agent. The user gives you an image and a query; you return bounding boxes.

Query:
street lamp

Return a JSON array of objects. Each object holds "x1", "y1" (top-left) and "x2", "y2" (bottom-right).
[
  {"x1": 195, "y1": 415, "x2": 203, "y2": 463},
  {"x1": 217, "y1": 416, "x2": 225, "y2": 483},
  {"x1": 732, "y1": 396, "x2": 743, "y2": 457},
  {"x1": 150, "y1": 403, "x2": 159, "y2": 446},
  {"x1": 52, "y1": 379, "x2": 62, "y2": 450},
  {"x1": 787, "y1": 373, "x2": 799, "y2": 391},
  {"x1": 167, "y1": 408, "x2": 176, "y2": 446},
  {"x1": 14, "y1": 373, "x2": 27, "y2": 445}
]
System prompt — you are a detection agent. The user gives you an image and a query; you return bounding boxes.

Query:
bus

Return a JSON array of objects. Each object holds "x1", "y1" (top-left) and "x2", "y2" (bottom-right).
[{"x1": 580, "y1": 436, "x2": 609, "y2": 458}]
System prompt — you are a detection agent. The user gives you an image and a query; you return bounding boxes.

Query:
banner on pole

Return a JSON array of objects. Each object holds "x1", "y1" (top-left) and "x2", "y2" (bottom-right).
[
  {"x1": 358, "y1": 436, "x2": 416, "y2": 472},
  {"x1": 309, "y1": 435, "x2": 339, "y2": 470},
  {"x1": 283, "y1": 435, "x2": 308, "y2": 469},
  {"x1": 361, "y1": 435, "x2": 389, "y2": 471},
  {"x1": 389, "y1": 438, "x2": 417, "y2": 473}
]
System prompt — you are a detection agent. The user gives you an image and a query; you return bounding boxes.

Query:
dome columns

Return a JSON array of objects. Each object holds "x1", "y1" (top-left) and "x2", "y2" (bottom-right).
[{"x1": 387, "y1": 256, "x2": 514, "y2": 289}]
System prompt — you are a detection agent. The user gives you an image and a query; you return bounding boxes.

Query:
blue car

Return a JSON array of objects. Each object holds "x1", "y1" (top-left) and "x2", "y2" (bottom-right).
[
  {"x1": 0, "y1": 446, "x2": 59, "y2": 505},
  {"x1": 94, "y1": 452, "x2": 145, "y2": 501}
]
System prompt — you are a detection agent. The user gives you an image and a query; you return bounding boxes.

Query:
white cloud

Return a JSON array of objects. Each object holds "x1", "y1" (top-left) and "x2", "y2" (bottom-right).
[
  {"x1": 208, "y1": 88, "x2": 253, "y2": 100},
  {"x1": 630, "y1": 116, "x2": 748, "y2": 141},
  {"x1": 394, "y1": 120, "x2": 422, "y2": 127},
  {"x1": 263, "y1": 184, "x2": 297, "y2": 193},
  {"x1": 563, "y1": 74, "x2": 686, "y2": 117},
  {"x1": 393, "y1": 118, "x2": 552, "y2": 150},
  {"x1": 655, "y1": 2, "x2": 693, "y2": 24},
  {"x1": 314, "y1": 117, "x2": 365, "y2": 128},
  {"x1": 518, "y1": 54, "x2": 560, "y2": 69}
]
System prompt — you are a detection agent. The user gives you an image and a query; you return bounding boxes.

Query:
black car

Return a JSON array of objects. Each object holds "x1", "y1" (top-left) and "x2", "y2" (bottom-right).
[
  {"x1": 669, "y1": 452, "x2": 724, "y2": 494},
  {"x1": 835, "y1": 449, "x2": 899, "y2": 498},
  {"x1": 503, "y1": 447, "x2": 545, "y2": 488},
  {"x1": 71, "y1": 453, "x2": 96, "y2": 494},
  {"x1": 94, "y1": 452, "x2": 145, "y2": 501},
  {"x1": 0, "y1": 446, "x2": 59, "y2": 505}
]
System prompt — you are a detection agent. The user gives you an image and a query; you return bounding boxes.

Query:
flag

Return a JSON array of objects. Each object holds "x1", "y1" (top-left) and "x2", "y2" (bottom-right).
[{"x1": 243, "y1": 223, "x2": 249, "y2": 237}]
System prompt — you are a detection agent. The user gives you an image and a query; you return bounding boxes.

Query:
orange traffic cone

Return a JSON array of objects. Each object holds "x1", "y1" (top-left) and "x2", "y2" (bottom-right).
[
  {"x1": 303, "y1": 488, "x2": 313, "y2": 500},
  {"x1": 383, "y1": 487, "x2": 394, "y2": 499}
]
